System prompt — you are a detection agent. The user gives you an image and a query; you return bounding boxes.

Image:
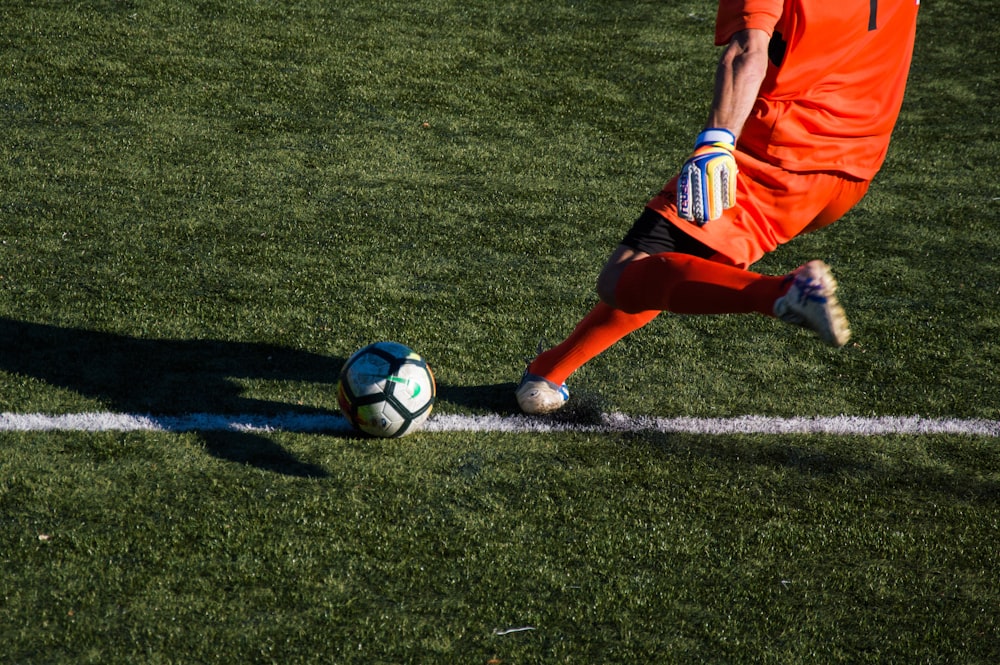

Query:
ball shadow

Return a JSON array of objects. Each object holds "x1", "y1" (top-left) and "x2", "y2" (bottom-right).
[{"x1": 0, "y1": 317, "x2": 345, "y2": 477}]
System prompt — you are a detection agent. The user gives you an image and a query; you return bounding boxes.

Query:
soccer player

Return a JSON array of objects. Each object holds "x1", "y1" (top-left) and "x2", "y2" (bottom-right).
[{"x1": 517, "y1": 0, "x2": 921, "y2": 414}]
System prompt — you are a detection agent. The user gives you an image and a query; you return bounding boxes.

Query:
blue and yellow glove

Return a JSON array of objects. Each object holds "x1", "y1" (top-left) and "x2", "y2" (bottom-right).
[{"x1": 676, "y1": 128, "x2": 738, "y2": 225}]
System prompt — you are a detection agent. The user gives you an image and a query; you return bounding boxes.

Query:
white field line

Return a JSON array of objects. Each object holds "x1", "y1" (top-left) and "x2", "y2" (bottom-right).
[{"x1": 1, "y1": 412, "x2": 998, "y2": 436}]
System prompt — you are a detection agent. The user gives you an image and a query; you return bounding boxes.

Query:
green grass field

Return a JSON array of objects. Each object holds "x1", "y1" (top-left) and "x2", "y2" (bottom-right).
[{"x1": 1, "y1": 0, "x2": 998, "y2": 662}]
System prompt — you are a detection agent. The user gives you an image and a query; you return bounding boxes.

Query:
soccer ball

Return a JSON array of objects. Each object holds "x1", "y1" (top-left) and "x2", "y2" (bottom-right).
[{"x1": 337, "y1": 341, "x2": 436, "y2": 437}]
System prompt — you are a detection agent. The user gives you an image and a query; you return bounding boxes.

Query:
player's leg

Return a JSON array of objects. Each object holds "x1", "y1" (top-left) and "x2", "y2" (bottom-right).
[
  {"x1": 514, "y1": 295, "x2": 658, "y2": 415},
  {"x1": 517, "y1": 166, "x2": 867, "y2": 414},
  {"x1": 601, "y1": 206, "x2": 789, "y2": 316},
  {"x1": 638, "y1": 162, "x2": 870, "y2": 347},
  {"x1": 768, "y1": 176, "x2": 870, "y2": 347},
  {"x1": 544, "y1": 244, "x2": 659, "y2": 385},
  {"x1": 515, "y1": 245, "x2": 657, "y2": 415},
  {"x1": 610, "y1": 251, "x2": 789, "y2": 315},
  {"x1": 517, "y1": 212, "x2": 715, "y2": 415},
  {"x1": 610, "y1": 249, "x2": 851, "y2": 347}
]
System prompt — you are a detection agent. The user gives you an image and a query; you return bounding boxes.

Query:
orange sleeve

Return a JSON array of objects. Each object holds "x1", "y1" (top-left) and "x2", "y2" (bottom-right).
[{"x1": 715, "y1": 0, "x2": 784, "y2": 45}]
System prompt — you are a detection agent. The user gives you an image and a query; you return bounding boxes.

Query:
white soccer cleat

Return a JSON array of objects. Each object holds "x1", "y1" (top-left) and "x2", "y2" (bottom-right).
[
  {"x1": 773, "y1": 260, "x2": 851, "y2": 348},
  {"x1": 515, "y1": 372, "x2": 569, "y2": 415}
]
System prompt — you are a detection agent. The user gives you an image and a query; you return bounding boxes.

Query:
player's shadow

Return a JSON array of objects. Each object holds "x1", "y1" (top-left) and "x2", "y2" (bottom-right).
[
  {"x1": 0, "y1": 317, "x2": 345, "y2": 477},
  {"x1": 435, "y1": 382, "x2": 520, "y2": 415}
]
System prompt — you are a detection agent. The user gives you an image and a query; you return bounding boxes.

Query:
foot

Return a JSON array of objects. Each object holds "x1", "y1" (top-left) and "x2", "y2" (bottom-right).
[
  {"x1": 773, "y1": 260, "x2": 851, "y2": 348},
  {"x1": 515, "y1": 371, "x2": 569, "y2": 415}
]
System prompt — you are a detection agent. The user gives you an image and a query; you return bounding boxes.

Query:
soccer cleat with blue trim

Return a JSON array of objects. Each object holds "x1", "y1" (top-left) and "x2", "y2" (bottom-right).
[
  {"x1": 515, "y1": 371, "x2": 569, "y2": 415},
  {"x1": 773, "y1": 260, "x2": 851, "y2": 348}
]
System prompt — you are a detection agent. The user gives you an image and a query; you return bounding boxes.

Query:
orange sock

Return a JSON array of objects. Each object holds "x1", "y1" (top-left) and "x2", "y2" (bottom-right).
[
  {"x1": 528, "y1": 254, "x2": 789, "y2": 385},
  {"x1": 528, "y1": 302, "x2": 658, "y2": 385},
  {"x1": 615, "y1": 252, "x2": 788, "y2": 315}
]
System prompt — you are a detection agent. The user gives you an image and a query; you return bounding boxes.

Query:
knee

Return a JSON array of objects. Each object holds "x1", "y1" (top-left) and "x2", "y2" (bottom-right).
[
  {"x1": 596, "y1": 264, "x2": 621, "y2": 308},
  {"x1": 597, "y1": 245, "x2": 647, "y2": 309}
]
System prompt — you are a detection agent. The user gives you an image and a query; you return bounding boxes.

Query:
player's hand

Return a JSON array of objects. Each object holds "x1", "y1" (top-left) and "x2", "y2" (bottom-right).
[{"x1": 676, "y1": 128, "x2": 738, "y2": 225}]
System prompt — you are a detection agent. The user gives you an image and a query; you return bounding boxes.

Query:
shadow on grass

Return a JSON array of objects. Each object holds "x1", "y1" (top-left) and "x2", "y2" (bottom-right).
[
  {"x1": 635, "y1": 431, "x2": 999, "y2": 506},
  {"x1": 435, "y1": 382, "x2": 520, "y2": 415},
  {"x1": 0, "y1": 317, "x2": 346, "y2": 477}
]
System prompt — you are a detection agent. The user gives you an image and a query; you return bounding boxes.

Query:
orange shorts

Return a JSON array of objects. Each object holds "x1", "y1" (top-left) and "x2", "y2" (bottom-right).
[{"x1": 644, "y1": 149, "x2": 871, "y2": 269}]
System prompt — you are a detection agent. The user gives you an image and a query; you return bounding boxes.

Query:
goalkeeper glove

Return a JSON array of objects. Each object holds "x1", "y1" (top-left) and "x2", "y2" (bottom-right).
[{"x1": 676, "y1": 128, "x2": 738, "y2": 225}]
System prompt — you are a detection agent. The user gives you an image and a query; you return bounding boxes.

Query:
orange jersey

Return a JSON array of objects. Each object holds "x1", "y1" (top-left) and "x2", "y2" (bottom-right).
[
  {"x1": 718, "y1": 0, "x2": 920, "y2": 179},
  {"x1": 644, "y1": 0, "x2": 919, "y2": 266}
]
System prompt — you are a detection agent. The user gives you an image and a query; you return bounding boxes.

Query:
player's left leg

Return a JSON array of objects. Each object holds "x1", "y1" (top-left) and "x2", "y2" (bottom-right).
[
  {"x1": 516, "y1": 298, "x2": 657, "y2": 415},
  {"x1": 526, "y1": 244, "x2": 658, "y2": 387},
  {"x1": 517, "y1": 216, "x2": 715, "y2": 415}
]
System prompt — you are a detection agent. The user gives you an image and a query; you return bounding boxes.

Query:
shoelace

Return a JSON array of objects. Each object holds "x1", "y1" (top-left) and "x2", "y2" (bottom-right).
[{"x1": 793, "y1": 276, "x2": 827, "y2": 305}]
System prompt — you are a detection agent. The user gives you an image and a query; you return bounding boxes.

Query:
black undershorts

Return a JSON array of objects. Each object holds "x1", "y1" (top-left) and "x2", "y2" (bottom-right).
[{"x1": 620, "y1": 207, "x2": 716, "y2": 259}]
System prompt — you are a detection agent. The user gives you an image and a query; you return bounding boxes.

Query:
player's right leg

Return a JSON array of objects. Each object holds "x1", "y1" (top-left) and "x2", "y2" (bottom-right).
[{"x1": 515, "y1": 371, "x2": 571, "y2": 415}]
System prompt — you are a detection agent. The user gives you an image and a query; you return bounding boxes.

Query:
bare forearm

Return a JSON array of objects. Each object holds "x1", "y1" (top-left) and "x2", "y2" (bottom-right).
[{"x1": 706, "y1": 29, "x2": 771, "y2": 139}]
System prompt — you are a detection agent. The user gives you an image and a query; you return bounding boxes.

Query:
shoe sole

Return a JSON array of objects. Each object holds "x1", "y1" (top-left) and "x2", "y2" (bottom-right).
[{"x1": 809, "y1": 261, "x2": 851, "y2": 348}]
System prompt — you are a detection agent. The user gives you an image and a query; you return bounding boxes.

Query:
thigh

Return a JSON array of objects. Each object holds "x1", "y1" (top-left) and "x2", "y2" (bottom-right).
[
  {"x1": 800, "y1": 177, "x2": 870, "y2": 234},
  {"x1": 746, "y1": 158, "x2": 871, "y2": 242},
  {"x1": 645, "y1": 153, "x2": 872, "y2": 268}
]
